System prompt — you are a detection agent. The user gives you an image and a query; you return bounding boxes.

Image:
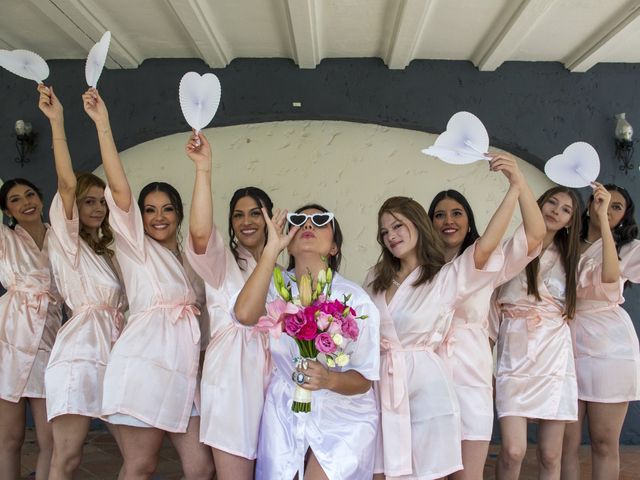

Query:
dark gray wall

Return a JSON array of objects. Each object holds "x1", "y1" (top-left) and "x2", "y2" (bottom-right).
[{"x1": 1, "y1": 57, "x2": 639, "y2": 442}]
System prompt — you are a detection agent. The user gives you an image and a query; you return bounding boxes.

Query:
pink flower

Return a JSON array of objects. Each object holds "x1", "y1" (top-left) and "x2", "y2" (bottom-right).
[
  {"x1": 328, "y1": 316, "x2": 343, "y2": 335},
  {"x1": 316, "y1": 312, "x2": 332, "y2": 330},
  {"x1": 256, "y1": 298, "x2": 300, "y2": 339},
  {"x1": 297, "y1": 317, "x2": 318, "y2": 341},
  {"x1": 284, "y1": 312, "x2": 306, "y2": 336},
  {"x1": 341, "y1": 317, "x2": 359, "y2": 340},
  {"x1": 315, "y1": 332, "x2": 337, "y2": 353}
]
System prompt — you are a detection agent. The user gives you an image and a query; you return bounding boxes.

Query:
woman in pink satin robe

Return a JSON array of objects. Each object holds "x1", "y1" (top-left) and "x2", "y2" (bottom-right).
[
  {"x1": 562, "y1": 184, "x2": 640, "y2": 479},
  {"x1": 426, "y1": 153, "x2": 545, "y2": 480},
  {"x1": 491, "y1": 185, "x2": 618, "y2": 479},
  {"x1": 0, "y1": 178, "x2": 63, "y2": 480},
  {"x1": 37, "y1": 84, "x2": 126, "y2": 480},
  {"x1": 367, "y1": 154, "x2": 532, "y2": 480},
  {"x1": 235, "y1": 204, "x2": 380, "y2": 479},
  {"x1": 82, "y1": 88, "x2": 214, "y2": 480},
  {"x1": 185, "y1": 131, "x2": 272, "y2": 479}
]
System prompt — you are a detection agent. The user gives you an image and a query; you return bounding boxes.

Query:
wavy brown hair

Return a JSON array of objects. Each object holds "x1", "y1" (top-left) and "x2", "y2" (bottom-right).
[
  {"x1": 370, "y1": 196, "x2": 446, "y2": 293},
  {"x1": 525, "y1": 186, "x2": 581, "y2": 319},
  {"x1": 75, "y1": 173, "x2": 114, "y2": 257}
]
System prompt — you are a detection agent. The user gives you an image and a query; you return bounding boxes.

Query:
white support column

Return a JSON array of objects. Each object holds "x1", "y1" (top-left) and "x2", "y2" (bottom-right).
[
  {"x1": 166, "y1": 0, "x2": 231, "y2": 68},
  {"x1": 384, "y1": 0, "x2": 433, "y2": 70},
  {"x1": 473, "y1": 0, "x2": 558, "y2": 71},
  {"x1": 284, "y1": 0, "x2": 321, "y2": 69}
]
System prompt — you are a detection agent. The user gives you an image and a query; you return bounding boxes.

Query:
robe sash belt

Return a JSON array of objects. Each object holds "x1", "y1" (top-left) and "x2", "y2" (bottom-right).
[
  {"x1": 379, "y1": 338, "x2": 433, "y2": 476},
  {"x1": 441, "y1": 322, "x2": 485, "y2": 357},
  {"x1": 74, "y1": 304, "x2": 125, "y2": 342},
  {"x1": 148, "y1": 303, "x2": 201, "y2": 344},
  {"x1": 9, "y1": 286, "x2": 57, "y2": 316},
  {"x1": 502, "y1": 306, "x2": 559, "y2": 362}
]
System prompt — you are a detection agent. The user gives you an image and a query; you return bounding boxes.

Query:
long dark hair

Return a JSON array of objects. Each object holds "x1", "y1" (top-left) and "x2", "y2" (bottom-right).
[
  {"x1": 137, "y1": 182, "x2": 184, "y2": 245},
  {"x1": 228, "y1": 187, "x2": 273, "y2": 270},
  {"x1": 0, "y1": 178, "x2": 43, "y2": 229},
  {"x1": 581, "y1": 184, "x2": 638, "y2": 251},
  {"x1": 287, "y1": 203, "x2": 343, "y2": 272},
  {"x1": 75, "y1": 172, "x2": 114, "y2": 256},
  {"x1": 526, "y1": 187, "x2": 581, "y2": 319},
  {"x1": 371, "y1": 196, "x2": 446, "y2": 293},
  {"x1": 427, "y1": 189, "x2": 480, "y2": 255}
]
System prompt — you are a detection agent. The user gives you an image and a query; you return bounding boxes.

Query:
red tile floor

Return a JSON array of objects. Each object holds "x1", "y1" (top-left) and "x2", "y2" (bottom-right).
[{"x1": 20, "y1": 429, "x2": 640, "y2": 479}]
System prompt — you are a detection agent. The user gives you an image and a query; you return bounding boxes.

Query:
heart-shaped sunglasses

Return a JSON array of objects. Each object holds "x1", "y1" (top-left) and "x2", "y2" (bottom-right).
[{"x1": 286, "y1": 212, "x2": 335, "y2": 228}]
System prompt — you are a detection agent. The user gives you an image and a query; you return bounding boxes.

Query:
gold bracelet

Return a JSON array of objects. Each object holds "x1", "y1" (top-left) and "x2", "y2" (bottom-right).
[{"x1": 52, "y1": 137, "x2": 67, "y2": 142}]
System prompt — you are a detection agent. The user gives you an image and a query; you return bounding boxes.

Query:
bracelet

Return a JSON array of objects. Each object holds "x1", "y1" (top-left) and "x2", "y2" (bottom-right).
[{"x1": 52, "y1": 137, "x2": 67, "y2": 142}]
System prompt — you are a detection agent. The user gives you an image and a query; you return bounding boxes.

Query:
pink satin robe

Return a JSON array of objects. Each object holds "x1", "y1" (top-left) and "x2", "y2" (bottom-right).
[
  {"x1": 572, "y1": 239, "x2": 640, "y2": 402},
  {"x1": 45, "y1": 193, "x2": 126, "y2": 420},
  {"x1": 438, "y1": 224, "x2": 540, "y2": 441},
  {"x1": 101, "y1": 188, "x2": 201, "y2": 432},
  {"x1": 492, "y1": 244, "x2": 577, "y2": 421},
  {"x1": 186, "y1": 227, "x2": 270, "y2": 459},
  {"x1": 254, "y1": 271, "x2": 380, "y2": 480},
  {"x1": 367, "y1": 243, "x2": 505, "y2": 479},
  {"x1": 0, "y1": 224, "x2": 62, "y2": 401}
]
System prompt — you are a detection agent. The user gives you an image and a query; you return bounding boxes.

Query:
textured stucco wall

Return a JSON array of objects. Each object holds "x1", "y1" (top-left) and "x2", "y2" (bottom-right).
[
  {"x1": 95, "y1": 121, "x2": 552, "y2": 283},
  {"x1": 1, "y1": 57, "x2": 639, "y2": 442}
]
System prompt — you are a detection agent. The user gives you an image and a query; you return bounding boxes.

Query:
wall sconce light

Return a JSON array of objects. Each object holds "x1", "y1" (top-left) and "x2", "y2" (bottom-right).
[
  {"x1": 14, "y1": 120, "x2": 37, "y2": 167},
  {"x1": 615, "y1": 113, "x2": 634, "y2": 174}
]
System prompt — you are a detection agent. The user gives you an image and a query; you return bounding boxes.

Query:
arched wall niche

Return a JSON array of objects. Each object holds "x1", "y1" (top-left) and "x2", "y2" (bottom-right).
[{"x1": 94, "y1": 120, "x2": 553, "y2": 282}]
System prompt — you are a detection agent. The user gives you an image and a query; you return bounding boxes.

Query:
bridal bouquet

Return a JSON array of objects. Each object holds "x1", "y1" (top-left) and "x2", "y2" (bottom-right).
[{"x1": 256, "y1": 267, "x2": 367, "y2": 412}]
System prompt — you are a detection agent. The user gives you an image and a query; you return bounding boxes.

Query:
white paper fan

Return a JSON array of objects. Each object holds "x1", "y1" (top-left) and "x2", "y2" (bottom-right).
[
  {"x1": 85, "y1": 31, "x2": 111, "y2": 87},
  {"x1": 544, "y1": 142, "x2": 600, "y2": 188},
  {"x1": 421, "y1": 111, "x2": 490, "y2": 165},
  {"x1": 179, "y1": 72, "x2": 221, "y2": 139},
  {"x1": 0, "y1": 49, "x2": 49, "y2": 83}
]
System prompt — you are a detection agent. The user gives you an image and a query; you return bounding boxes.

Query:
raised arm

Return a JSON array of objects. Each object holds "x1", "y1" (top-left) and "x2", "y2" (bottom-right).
[
  {"x1": 82, "y1": 88, "x2": 131, "y2": 211},
  {"x1": 474, "y1": 152, "x2": 545, "y2": 268},
  {"x1": 38, "y1": 84, "x2": 76, "y2": 219},
  {"x1": 592, "y1": 183, "x2": 620, "y2": 283},
  {"x1": 185, "y1": 131, "x2": 213, "y2": 254},
  {"x1": 233, "y1": 209, "x2": 298, "y2": 325}
]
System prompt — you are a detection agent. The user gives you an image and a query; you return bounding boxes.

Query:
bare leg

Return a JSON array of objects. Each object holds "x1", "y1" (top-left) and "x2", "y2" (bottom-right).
[
  {"x1": 48, "y1": 414, "x2": 91, "y2": 480},
  {"x1": 496, "y1": 416, "x2": 527, "y2": 480},
  {"x1": 450, "y1": 440, "x2": 490, "y2": 480},
  {"x1": 586, "y1": 401, "x2": 628, "y2": 480},
  {"x1": 0, "y1": 397, "x2": 26, "y2": 479},
  {"x1": 117, "y1": 425, "x2": 165, "y2": 480},
  {"x1": 105, "y1": 421, "x2": 123, "y2": 454},
  {"x1": 537, "y1": 420, "x2": 566, "y2": 479},
  {"x1": 29, "y1": 398, "x2": 53, "y2": 480},
  {"x1": 211, "y1": 447, "x2": 253, "y2": 480},
  {"x1": 561, "y1": 400, "x2": 585, "y2": 480},
  {"x1": 305, "y1": 450, "x2": 329, "y2": 480},
  {"x1": 167, "y1": 416, "x2": 214, "y2": 480}
]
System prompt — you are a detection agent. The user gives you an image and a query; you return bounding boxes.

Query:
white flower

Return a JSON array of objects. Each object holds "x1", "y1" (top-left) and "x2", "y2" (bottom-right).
[
  {"x1": 334, "y1": 352, "x2": 350, "y2": 367},
  {"x1": 331, "y1": 333, "x2": 343, "y2": 346}
]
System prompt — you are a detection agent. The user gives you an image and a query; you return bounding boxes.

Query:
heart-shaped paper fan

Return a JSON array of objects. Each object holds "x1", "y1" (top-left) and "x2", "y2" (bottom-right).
[
  {"x1": 544, "y1": 142, "x2": 600, "y2": 188},
  {"x1": 421, "y1": 146, "x2": 482, "y2": 165},
  {"x1": 85, "y1": 31, "x2": 111, "y2": 87},
  {"x1": 0, "y1": 49, "x2": 49, "y2": 83},
  {"x1": 421, "y1": 111, "x2": 490, "y2": 165},
  {"x1": 179, "y1": 72, "x2": 221, "y2": 134}
]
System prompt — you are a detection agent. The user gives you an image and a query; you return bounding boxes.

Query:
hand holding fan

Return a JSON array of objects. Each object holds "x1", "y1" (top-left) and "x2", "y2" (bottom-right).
[
  {"x1": 179, "y1": 72, "x2": 221, "y2": 146},
  {"x1": 0, "y1": 49, "x2": 49, "y2": 83},
  {"x1": 544, "y1": 142, "x2": 600, "y2": 188},
  {"x1": 421, "y1": 111, "x2": 490, "y2": 165},
  {"x1": 85, "y1": 31, "x2": 111, "y2": 87}
]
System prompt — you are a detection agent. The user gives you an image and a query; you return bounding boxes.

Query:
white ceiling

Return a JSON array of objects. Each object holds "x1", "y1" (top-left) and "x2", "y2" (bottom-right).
[{"x1": 2, "y1": 0, "x2": 640, "y2": 73}]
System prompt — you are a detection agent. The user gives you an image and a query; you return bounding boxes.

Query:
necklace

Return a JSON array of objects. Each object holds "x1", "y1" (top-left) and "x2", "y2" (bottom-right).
[
  {"x1": 583, "y1": 238, "x2": 595, "y2": 245},
  {"x1": 392, "y1": 278, "x2": 401, "y2": 288}
]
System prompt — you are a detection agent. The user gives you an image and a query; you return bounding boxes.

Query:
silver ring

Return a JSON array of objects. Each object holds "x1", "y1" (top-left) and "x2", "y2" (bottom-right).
[{"x1": 292, "y1": 371, "x2": 306, "y2": 386}]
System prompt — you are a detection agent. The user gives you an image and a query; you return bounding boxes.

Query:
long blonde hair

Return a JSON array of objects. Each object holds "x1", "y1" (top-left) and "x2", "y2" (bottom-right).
[{"x1": 75, "y1": 173, "x2": 114, "y2": 257}]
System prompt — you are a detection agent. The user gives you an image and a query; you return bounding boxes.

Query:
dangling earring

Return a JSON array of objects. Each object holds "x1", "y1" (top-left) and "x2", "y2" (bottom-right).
[
  {"x1": 468, "y1": 226, "x2": 471, "y2": 233},
  {"x1": 7, "y1": 216, "x2": 15, "y2": 227}
]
